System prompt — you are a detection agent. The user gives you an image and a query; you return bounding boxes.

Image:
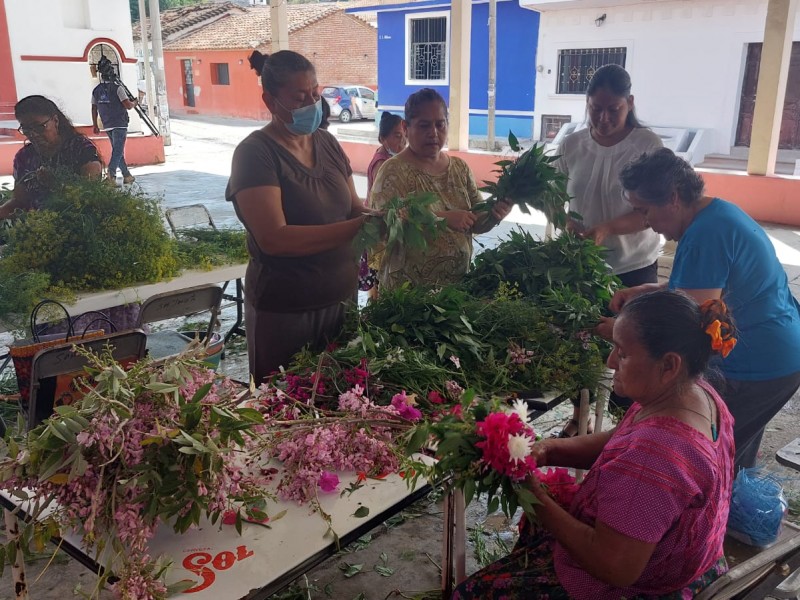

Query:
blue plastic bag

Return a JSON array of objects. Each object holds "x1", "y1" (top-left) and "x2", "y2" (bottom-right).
[{"x1": 727, "y1": 467, "x2": 787, "y2": 548}]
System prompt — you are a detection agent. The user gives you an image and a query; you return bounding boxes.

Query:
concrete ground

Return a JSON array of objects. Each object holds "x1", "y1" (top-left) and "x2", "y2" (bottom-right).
[{"x1": 3, "y1": 115, "x2": 800, "y2": 599}]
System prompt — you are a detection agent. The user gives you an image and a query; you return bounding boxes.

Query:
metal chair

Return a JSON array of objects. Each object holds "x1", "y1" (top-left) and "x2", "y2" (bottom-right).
[
  {"x1": 136, "y1": 284, "x2": 223, "y2": 361},
  {"x1": 28, "y1": 330, "x2": 147, "y2": 430},
  {"x1": 165, "y1": 203, "x2": 217, "y2": 236}
]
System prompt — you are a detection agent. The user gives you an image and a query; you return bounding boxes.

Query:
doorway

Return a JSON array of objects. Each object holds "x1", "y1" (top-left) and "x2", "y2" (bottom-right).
[
  {"x1": 182, "y1": 59, "x2": 195, "y2": 107},
  {"x1": 736, "y1": 42, "x2": 800, "y2": 149}
]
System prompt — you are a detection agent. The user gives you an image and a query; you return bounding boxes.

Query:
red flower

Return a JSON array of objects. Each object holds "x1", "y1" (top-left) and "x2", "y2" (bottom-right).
[
  {"x1": 536, "y1": 467, "x2": 579, "y2": 509},
  {"x1": 427, "y1": 390, "x2": 446, "y2": 404},
  {"x1": 474, "y1": 412, "x2": 537, "y2": 482}
]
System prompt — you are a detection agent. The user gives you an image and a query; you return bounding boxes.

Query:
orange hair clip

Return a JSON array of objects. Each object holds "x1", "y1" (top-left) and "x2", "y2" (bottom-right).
[{"x1": 705, "y1": 319, "x2": 737, "y2": 358}]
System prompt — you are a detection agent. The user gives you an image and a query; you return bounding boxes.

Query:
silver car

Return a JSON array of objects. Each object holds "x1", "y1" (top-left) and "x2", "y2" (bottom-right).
[{"x1": 321, "y1": 85, "x2": 378, "y2": 123}]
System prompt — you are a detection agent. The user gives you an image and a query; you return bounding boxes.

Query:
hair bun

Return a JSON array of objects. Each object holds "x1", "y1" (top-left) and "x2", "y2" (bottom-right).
[{"x1": 248, "y1": 50, "x2": 268, "y2": 74}]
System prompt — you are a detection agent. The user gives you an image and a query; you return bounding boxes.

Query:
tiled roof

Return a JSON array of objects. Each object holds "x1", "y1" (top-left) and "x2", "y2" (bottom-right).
[
  {"x1": 132, "y1": 2, "x2": 246, "y2": 40},
  {"x1": 162, "y1": 4, "x2": 348, "y2": 51}
]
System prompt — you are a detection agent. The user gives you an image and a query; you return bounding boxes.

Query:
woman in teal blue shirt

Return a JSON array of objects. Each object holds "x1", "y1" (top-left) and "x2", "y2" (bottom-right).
[{"x1": 606, "y1": 147, "x2": 800, "y2": 470}]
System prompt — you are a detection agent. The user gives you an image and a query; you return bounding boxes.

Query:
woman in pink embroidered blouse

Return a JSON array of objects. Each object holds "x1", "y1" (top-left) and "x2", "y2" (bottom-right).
[{"x1": 454, "y1": 290, "x2": 736, "y2": 600}]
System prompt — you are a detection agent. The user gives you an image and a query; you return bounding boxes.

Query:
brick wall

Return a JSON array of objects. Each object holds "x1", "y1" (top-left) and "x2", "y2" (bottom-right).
[{"x1": 288, "y1": 12, "x2": 377, "y2": 89}]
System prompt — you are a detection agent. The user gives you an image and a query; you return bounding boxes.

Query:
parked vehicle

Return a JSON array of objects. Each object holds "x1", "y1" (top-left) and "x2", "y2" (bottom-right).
[{"x1": 321, "y1": 85, "x2": 378, "y2": 123}]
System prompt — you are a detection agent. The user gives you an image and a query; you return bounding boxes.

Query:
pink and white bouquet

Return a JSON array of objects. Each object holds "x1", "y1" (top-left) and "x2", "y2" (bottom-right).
[{"x1": 405, "y1": 391, "x2": 541, "y2": 518}]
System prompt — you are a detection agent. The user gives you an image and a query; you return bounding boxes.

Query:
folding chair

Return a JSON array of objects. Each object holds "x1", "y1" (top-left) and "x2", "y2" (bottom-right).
[
  {"x1": 28, "y1": 330, "x2": 147, "y2": 430},
  {"x1": 164, "y1": 204, "x2": 246, "y2": 344},
  {"x1": 136, "y1": 284, "x2": 223, "y2": 362},
  {"x1": 165, "y1": 204, "x2": 217, "y2": 236}
]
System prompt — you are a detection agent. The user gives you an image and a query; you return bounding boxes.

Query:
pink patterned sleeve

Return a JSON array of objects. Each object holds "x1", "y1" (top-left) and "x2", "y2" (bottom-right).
[{"x1": 592, "y1": 427, "x2": 705, "y2": 544}]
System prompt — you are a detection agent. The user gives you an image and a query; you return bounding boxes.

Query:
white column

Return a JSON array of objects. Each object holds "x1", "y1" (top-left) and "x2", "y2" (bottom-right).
[
  {"x1": 449, "y1": 0, "x2": 471, "y2": 151},
  {"x1": 270, "y1": 0, "x2": 289, "y2": 52},
  {"x1": 747, "y1": 0, "x2": 799, "y2": 176},
  {"x1": 137, "y1": 0, "x2": 155, "y2": 121},
  {"x1": 147, "y1": 0, "x2": 171, "y2": 145}
]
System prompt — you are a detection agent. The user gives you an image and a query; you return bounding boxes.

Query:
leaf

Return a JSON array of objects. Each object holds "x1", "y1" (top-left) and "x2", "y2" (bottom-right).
[
  {"x1": 191, "y1": 382, "x2": 212, "y2": 403},
  {"x1": 352, "y1": 506, "x2": 370, "y2": 518},
  {"x1": 270, "y1": 509, "x2": 288, "y2": 522},
  {"x1": 374, "y1": 564, "x2": 395, "y2": 577},
  {"x1": 508, "y1": 130, "x2": 520, "y2": 152},
  {"x1": 338, "y1": 562, "x2": 364, "y2": 578}
]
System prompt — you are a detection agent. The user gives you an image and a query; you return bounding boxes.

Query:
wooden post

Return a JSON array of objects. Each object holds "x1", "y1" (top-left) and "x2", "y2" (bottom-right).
[
  {"x1": 487, "y1": 0, "x2": 497, "y2": 150},
  {"x1": 747, "y1": 0, "x2": 799, "y2": 175},
  {"x1": 454, "y1": 490, "x2": 466, "y2": 585},
  {"x1": 5, "y1": 509, "x2": 29, "y2": 600},
  {"x1": 270, "y1": 0, "x2": 289, "y2": 52},
  {"x1": 449, "y1": 0, "x2": 472, "y2": 151},
  {"x1": 575, "y1": 388, "x2": 590, "y2": 482}
]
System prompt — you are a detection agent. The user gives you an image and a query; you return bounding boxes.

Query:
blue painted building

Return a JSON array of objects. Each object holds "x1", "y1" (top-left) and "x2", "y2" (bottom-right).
[{"x1": 347, "y1": 0, "x2": 540, "y2": 139}]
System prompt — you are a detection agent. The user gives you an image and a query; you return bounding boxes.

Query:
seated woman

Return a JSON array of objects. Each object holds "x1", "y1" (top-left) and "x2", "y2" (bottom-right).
[
  {"x1": 0, "y1": 95, "x2": 102, "y2": 219},
  {"x1": 454, "y1": 289, "x2": 735, "y2": 600},
  {"x1": 369, "y1": 88, "x2": 512, "y2": 291}
]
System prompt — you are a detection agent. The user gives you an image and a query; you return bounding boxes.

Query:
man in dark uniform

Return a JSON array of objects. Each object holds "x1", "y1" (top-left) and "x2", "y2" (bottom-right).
[{"x1": 91, "y1": 61, "x2": 137, "y2": 185}]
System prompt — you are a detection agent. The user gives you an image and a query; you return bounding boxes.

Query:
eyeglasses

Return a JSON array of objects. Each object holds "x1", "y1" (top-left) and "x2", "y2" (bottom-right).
[{"x1": 18, "y1": 116, "x2": 54, "y2": 136}]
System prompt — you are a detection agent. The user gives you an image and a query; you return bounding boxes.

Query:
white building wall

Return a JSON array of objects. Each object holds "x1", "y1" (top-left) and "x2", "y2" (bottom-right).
[
  {"x1": 5, "y1": 0, "x2": 141, "y2": 130},
  {"x1": 523, "y1": 0, "x2": 800, "y2": 155}
]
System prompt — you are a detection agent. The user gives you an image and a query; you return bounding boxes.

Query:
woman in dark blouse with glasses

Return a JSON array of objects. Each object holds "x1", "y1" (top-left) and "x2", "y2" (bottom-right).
[{"x1": 0, "y1": 95, "x2": 102, "y2": 219}]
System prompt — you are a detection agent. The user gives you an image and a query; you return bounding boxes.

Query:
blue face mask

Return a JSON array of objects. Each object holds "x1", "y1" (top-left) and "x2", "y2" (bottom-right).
[{"x1": 277, "y1": 98, "x2": 322, "y2": 136}]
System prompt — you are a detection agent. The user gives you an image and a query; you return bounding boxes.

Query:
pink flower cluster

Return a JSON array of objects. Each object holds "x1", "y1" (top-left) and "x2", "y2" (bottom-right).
[
  {"x1": 275, "y1": 422, "x2": 399, "y2": 502},
  {"x1": 284, "y1": 372, "x2": 329, "y2": 401},
  {"x1": 508, "y1": 342, "x2": 535, "y2": 365},
  {"x1": 475, "y1": 412, "x2": 537, "y2": 482},
  {"x1": 12, "y1": 364, "x2": 260, "y2": 600},
  {"x1": 390, "y1": 391, "x2": 422, "y2": 421},
  {"x1": 536, "y1": 467, "x2": 580, "y2": 510}
]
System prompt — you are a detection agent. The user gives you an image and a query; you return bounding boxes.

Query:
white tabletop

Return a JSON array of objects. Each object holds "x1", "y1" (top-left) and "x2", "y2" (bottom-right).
[
  {"x1": 62, "y1": 264, "x2": 247, "y2": 316},
  {"x1": 2, "y1": 461, "x2": 431, "y2": 599},
  {"x1": 0, "y1": 264, "x2": 247, "y2": 336}
]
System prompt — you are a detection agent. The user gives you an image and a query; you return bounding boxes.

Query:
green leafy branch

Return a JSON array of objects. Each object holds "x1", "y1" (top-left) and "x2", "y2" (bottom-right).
[
  {"x1": 353, "y1": 192, "x2": 447, "y2": 258},
  {"x1": 474, "y1": 131, "x2": 573, "y2": 229}
]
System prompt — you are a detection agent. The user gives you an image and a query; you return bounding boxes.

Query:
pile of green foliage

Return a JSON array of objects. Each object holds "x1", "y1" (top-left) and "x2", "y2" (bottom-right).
[
  {"x1": 174, "y1": 227, "x2": 248, "y2": 270},
  {"x1": 0, "y1": 178, "x2": 248, "y2": 322},
  {"x1": 285, "y1": 231, "x2": 613, "y2": 407},
  {"x1": 462, "y1": 229, "x2": 620, "y2": 331},
  {"x1": 3, "y1": 178, "x2": 178, "y2": 289}
]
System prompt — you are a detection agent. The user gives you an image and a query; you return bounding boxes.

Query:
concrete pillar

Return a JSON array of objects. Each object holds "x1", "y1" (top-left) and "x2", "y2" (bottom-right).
[
  {"x1": 148, "y1": 0, "x2": 172, "y2": 145},
  {"x1": 449, "y1": 0, "x2": 471, "y2": 151},
  {"x1": 270, "y1": 0, "x2": 289, "y2": 53},
  {"x1": 747, "y1": 0, "x2": 799, "y2": 176}
]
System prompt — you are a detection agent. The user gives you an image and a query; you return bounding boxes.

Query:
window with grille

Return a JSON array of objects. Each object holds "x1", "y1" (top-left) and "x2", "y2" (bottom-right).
[
  {"x1": 556, "y1": 48, "x2": 627, "y2": 95},
  {"x1": 211, "y1": 63, "x2": 230, "y2": 86},
  {"x1": 406, "y1": 13, "x2": 448, "y2": 84}
]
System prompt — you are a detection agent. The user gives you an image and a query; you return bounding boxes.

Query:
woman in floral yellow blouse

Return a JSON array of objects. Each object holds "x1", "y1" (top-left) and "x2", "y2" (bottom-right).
[{"x1": 369, "y1": 88, "x2": 512, "y2": 291}]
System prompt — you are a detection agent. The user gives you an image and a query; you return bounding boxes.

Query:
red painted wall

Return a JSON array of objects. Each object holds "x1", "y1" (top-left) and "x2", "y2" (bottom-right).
[
  {"x1": 163, "y1": 14, "x2": 376, "y2": 121},
  {"x1": 0, "y1": 0, "x2": 18, "y2": 109},
  {"x1": 165, "y1": 49, "x2": 269, "y2": 121}
]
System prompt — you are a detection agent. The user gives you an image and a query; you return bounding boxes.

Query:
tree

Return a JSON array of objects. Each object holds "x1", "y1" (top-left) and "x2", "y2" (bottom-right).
[{"x1": 129, "y1": 0, "x2": 207, "y2": 22}]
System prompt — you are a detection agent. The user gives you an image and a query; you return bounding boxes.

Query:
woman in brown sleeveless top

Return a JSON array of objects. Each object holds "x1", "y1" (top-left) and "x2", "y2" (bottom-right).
[{"x1": 226, "y1": 50, "x2": 370, "y2": 385}]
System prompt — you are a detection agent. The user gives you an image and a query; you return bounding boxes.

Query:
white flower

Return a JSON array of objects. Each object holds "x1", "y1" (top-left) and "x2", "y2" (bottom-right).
[
  {"x1": 449, "y1": 355, "x2": 461, "y2": 369},
  {"x1": 507, "y1": 433, "x2": 533, "y2": 463},
  {"x1": 510, "y1": 399, "x2": 530, "y2": 425}
]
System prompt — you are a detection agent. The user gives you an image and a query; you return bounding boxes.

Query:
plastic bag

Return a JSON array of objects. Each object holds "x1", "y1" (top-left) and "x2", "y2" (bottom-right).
[{"x1": 727, "y1": 467, "x2": 788, "y2": 548}]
